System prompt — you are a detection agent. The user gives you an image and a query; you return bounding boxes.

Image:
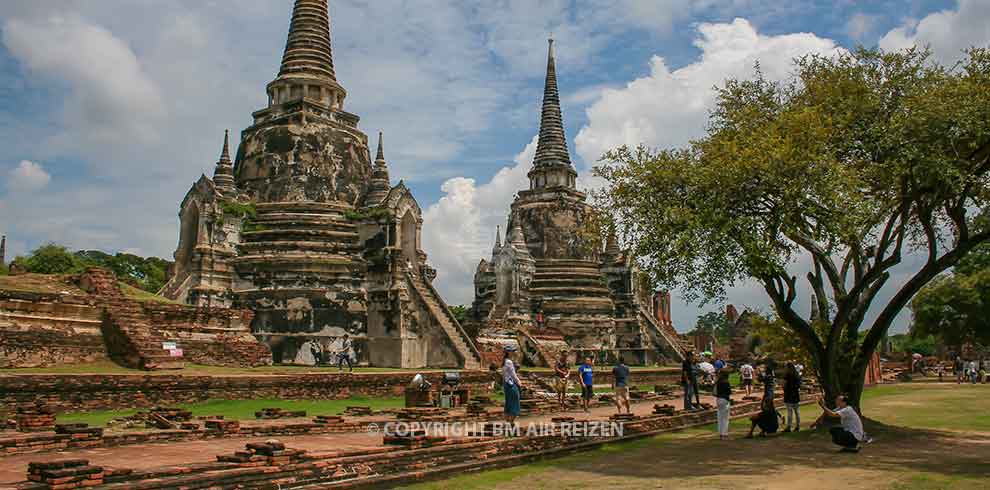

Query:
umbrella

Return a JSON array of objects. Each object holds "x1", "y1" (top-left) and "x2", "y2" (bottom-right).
[
  {"x1": 697, "y1": 362, "x2": 715, "y2": 375},
  {"x1": 912, "y1": 353, "x2": 923, "y2": 359},
  {"x1": 702, "y1": 351, "x2": 713, "y2": 357}
]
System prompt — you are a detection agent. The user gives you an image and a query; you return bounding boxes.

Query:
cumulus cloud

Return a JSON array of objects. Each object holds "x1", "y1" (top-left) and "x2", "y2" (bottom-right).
[
  {"x1": 879, "y1": 0, "x2": 990, "y2": 63},
  {"x1": 423, "y1": 136, "x2": 537, "y2": 304},
  {"x1": 574, "y1": 18, "x2": 844, "y2": 165},
  {"x1": 2, "y1": 14, "x2": 166, "y2": 168},
  {"x1": 6, "y1": 160, "x2": 50, "y2": 192}
]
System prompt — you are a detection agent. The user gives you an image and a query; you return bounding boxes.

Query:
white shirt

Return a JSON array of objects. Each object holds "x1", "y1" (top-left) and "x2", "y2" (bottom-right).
[
  {"x1": 503, "y1": 359, "x2": 520, "y2": 386},
  {"x1": 740, "y1": 364, "x2": 754, "y2": 379},
  {"x1": 837, "y1": 406, "x2": 865, "y2": 441}
]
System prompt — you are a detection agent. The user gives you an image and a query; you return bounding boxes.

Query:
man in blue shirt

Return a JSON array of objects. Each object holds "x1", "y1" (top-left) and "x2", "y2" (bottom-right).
[{"x1": 578, "y1": 356, "x2": 595, "y2": 412}]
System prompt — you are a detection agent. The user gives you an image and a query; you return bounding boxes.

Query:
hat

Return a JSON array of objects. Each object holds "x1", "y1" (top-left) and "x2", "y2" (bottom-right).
[{"x1": 503, "y1": 345, "x2": 518, "y2": 352}]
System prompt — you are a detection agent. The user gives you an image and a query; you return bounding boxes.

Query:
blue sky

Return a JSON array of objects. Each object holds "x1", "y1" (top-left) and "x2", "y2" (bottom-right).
[{"x1": 0, "y1": 0, "x2": 987, "y2": 332}]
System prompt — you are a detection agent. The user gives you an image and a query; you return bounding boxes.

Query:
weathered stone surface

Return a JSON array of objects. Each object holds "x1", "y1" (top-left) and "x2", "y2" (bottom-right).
[
  {"x1": 469, "y1": 39, "x2": 684, "y2": 364},
  {"x1": 160, "y1": 0, "x2": 478, "y2": 369}
]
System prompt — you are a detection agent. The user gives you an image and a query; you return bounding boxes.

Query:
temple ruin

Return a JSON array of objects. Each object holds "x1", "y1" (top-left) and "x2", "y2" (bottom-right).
[
  {"x1": 161, "y1": 0, "x2": 480, "y2": 369},
  {"x1": 469, "y1": 39, "x2": 686, "y2": 366}
]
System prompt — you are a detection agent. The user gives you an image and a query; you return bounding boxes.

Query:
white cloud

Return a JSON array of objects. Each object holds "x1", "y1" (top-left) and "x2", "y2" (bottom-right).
[
  {"x1": 879, "y1": 0, "x2": 990, "y2": 63},
  {"x1": 6, "y1": 160, "x2": 50, "y2": 192},
  {"x1": 2, "y1": 14, "x2": 166, "y2": 169},
  {"x1": 423, "y1": 136, "x2": 537, "y2": 304},
  {"x1": 574, "y1": 18, "x2": 844, "y2": 166}
]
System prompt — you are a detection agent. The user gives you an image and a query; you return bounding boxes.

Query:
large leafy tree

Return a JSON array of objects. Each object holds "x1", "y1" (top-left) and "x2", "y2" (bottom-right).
[
  {"x1": 910, "y1": 244, "x2": 990, "y2": 353},
  {"x1": 594, "y1": 48, "x2": 990, "y2": 411},
  {"x1": 691, "y1": 310, "x2": 733, "y2": 345}
]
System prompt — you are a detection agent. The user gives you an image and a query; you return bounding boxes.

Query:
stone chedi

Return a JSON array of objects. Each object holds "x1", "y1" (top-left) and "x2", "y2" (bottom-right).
[
  {"x1": 470, "y1": 38, "x2": 685, "y2": 365},
  {"x1": 162, "y1": 0, "x2": 480, "y2": 369}
]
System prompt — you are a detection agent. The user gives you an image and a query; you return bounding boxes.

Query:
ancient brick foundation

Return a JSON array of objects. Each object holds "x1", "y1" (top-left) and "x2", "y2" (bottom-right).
[
  {"x1": 0, "y1": 269, "x2": 270, "y2": 370},
  {"x1": 0, "y1": 371, "x2": 493, "y2": 414},
  {"x1": 8, "y1": 396, "x2": 816, "y2": 490}
]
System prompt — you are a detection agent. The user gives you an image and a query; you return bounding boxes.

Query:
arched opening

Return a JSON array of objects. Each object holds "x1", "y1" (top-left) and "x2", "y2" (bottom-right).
[
  {"x1": 175, "y1": 202, "x2": 201, "y2": 276},
  {"x1": 400, "y1": 210, "x2": 418, "y2": 270}
]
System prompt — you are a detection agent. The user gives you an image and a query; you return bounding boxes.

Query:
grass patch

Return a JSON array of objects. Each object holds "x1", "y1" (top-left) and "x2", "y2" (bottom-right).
[
  {"x1": 118, "y1": 282, "x2": 180, "y2": 304},
  {"x1": 399, "y1": 384, "x2": 990, "y2": 490},
  {"x1": 58, "y1": 396, "x2": 407, "y2": 427}
]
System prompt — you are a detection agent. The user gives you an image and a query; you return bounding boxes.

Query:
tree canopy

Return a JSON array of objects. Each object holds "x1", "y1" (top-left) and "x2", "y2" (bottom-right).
[
  {"x1": 10, "y1": 243, "x2": 170, "y2": 293},
  {"x1": 911, "y1": 243, "x2": 990, "y2": 354},
  {"x1": 690, "y1": 310, "x2": 733, "y2": 345},
  {"x1": 594, "y1": 47, "x2": 990, "y2": 409}
]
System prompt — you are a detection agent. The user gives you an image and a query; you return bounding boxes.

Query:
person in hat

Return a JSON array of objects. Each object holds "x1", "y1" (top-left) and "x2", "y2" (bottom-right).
[{"x1": 502, "y1": 346, "x2": 522, "y2": 424}]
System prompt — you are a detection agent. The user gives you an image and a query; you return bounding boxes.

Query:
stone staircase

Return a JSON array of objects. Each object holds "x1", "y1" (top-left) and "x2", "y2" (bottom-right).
[
  {"x1": 640, "y1": 307, "x2": 689, "y2": 362},
  {"x1": 102, "y1": 298, "x2": 186, "y2": 370},
  {"x1": 406, "y1": 272, "x2": 483, "y2": 370}
]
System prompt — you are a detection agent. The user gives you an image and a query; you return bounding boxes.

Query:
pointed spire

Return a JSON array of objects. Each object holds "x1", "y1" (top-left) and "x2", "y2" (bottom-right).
[
  {"x1": 494, "y1": 225, "x2": 502, "y2": 248},
  {"x1": 219, "y1": 129, "x2": 232, "y2": 164},
  {"x1": 605, "y1": 227, "x2": 620, "y2": 256},
  {"x1": 533, "y1": 35, "x2": 572, "y2": 169},
  {"x1": 0, "y1": 235, "x2": 6, "y2": 267},
  {"x1": 213, "y1": 130, "x2": 236, "y2": 196},
  {"x1": 364, "y1": 130, "x2": 391, "y2": 206},
  {"x1": 278, "y1": 0, "x2": 337, "y2": 82},
  {"x1": 375, "y1": 131, "x2": 386, "y2": 166}
]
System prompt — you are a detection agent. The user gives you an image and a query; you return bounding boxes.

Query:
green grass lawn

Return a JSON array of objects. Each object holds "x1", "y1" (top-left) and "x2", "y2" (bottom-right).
[
  {"x1": 398, "y1": 384, "x2": 990, "y2": 490},
  {"x1": 58, "y1": 396, "x2": 407, "y2": 427}
]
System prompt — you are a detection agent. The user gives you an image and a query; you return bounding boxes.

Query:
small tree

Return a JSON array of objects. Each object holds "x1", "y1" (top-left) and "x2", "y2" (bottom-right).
[
  {"x1": 594, "y1": 48, "x2": 990, "y2": 412},
  {"x1": 17, "y1": 243, "x2": 86, "y2": 275}
]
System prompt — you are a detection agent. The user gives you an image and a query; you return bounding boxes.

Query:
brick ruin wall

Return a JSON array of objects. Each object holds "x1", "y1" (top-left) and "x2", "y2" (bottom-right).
[
  {"x1": 0, "y1": 269, "x2": 270, "y2": 370},
  {"x1": 0, "y1": 291, "x2": 108, "y2": 368},
  {"x1": 0, "y1": 371, "x2": 494, "y2": 413}
]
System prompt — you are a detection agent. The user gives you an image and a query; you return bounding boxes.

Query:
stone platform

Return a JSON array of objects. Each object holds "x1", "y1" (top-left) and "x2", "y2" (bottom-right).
[
  {"x1": 0, "y1": 391, "x2": 816, "y2": 488},
  {"x1": 0, "y1": 371, "x2": 493, "y2": 414}
]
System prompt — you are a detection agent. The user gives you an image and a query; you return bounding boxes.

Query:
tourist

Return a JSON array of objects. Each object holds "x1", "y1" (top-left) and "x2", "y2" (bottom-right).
[
  {"x1": 578, "y1": 356, "x2": 595, "y2": 412},
  {"x1": 612, "y1": 356, "x2": 631, "y2": 414},
  {"x1": 968, "y1": 359, "x2": 979, "y2": 384},
  {"x1": 502, "y1": 347, "x2": 522, "y2": 425},
  {"x1": 310, "y1": 341, "x2": 324, "y2": 366},
  {"x1": 682, "y1": 351, "x2": 697, "y2": 410},
  {"x1": 761, "y1": 359, "x2": 777, "y2": 399},
  {"x1": 714, "y1": 370, "x2": 732, "y2": 440},
  {"x1": 554, "y1": 351, "x2": 571, "y2": 410},
  {"x1": 818, "y1": 395, "x2": 872, "y2": 452},
  {"x1": 740, "y1": 361, "x2": 755, "y2": 396},
  {"x1": 337, "y1": 334, "x2": 353, "y2": 373},
  {"x1": 713, "y1": 356, "x2": 726, "y2": 373},
  {"x1": 954, "y1": 356, "x2": 965, "y2": 384},
  {"x1": 746, "y1": 394, "x2": 783, "y2": 438},
  {"x1": 980, "y1": 358, "x2": 988, "y2": 384},
  {"x1": 782, "y1": 363, "x2": 801, "y2": 432}
]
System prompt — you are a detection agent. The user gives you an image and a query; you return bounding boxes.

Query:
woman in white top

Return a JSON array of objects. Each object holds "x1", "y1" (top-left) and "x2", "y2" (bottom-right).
[{"x1": 502, "y1": 347, "x2": 522, "y2": 424}]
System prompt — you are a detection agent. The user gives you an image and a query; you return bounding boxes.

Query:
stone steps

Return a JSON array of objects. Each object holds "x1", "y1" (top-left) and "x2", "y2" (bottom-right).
[
  {"x1": 238, "y1": 240, "x2": 360, "y2": 254},
  {"x1": 407, "y1": 274, "x2": 482, "y2": 370}
]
